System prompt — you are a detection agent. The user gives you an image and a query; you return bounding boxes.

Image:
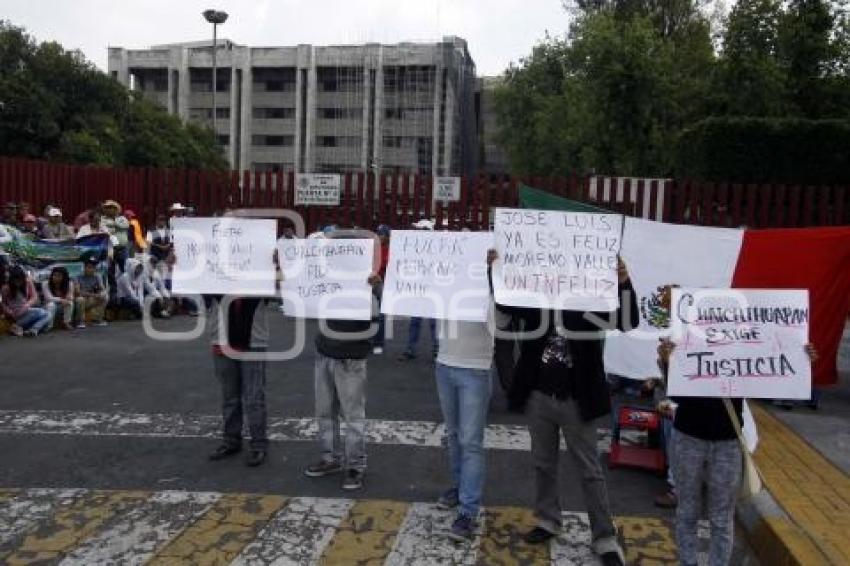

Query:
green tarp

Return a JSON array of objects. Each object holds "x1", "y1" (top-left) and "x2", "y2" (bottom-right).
[{"x1": 518, "y1": 184, "x2": 612, "y2": 213}]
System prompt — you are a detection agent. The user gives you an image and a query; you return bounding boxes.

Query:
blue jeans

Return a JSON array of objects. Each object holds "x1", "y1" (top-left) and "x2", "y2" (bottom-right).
[
  {"x1": 406, "y1": 317, "x2": 438, "y2": 356},
  {"x1": 435, "y1": 362, "x2": 492, "y2": 518},
  {"x1": 373, "y1": 314, "x2": 386, "y2": 347},
  {"x1": 16, "y1": 308, "x2": 51, "y2": 334}
]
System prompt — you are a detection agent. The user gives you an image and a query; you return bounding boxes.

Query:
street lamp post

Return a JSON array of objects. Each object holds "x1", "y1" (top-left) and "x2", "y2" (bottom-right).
[{"x1": 202, "y1": 9, "x2": 228, "y2": 141}]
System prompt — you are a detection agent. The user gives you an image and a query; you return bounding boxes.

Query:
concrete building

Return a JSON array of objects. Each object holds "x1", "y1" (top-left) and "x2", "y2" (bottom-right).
[
  {"x1": 108, "y1": 37, "x2": 478, "y2": 176},
  {"x1": 476, "y1": 76, "x2": 510, "y2": 175}
]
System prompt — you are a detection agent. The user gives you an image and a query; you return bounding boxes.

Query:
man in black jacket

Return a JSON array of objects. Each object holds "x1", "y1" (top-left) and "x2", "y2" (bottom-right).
[{"x1": 500, "y1": 258, "x2": 638, "y2": 566}]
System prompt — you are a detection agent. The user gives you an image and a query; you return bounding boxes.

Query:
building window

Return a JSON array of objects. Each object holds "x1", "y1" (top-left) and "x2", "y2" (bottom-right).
[
  {"x1": 318, "y1": 107, "x2": 362, "y2": 119},
  {"x1": 153, "y1": 79, "x2": 168, "y2": 92},
  {"x1": 383, "y1": 136, "x2": 418, "y2": 148},
  {"x1": 216, "y1": 107, "x2": 230, "y2": 119},
  {"x1": 317, "y1": 67, "x2": 363, "y2": 92},
  {"x1": 253, "y1": 107, "x2": 295, "y2": 119},
  {"x1": 317, "y1": 136, "x2": 360, "y2": 148},
  {"x1": 217, "y1": 134, "x2": 230, "y2": 146},
  {"x1": 265, "y1": 80, "x2": 295, "y2": 92},
  {"x1": 190, "y1": 107, "x2": 212, "y2": 120},
  {"x1": 252, "y1": 135, "x2": 294, "y2": 147},
  {"x1": 252, "y1": 162, "x2": 290, "y2": 172}
]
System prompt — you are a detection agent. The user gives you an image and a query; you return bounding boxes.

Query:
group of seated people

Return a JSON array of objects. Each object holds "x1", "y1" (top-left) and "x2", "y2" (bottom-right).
[{"x1": 0, "y1": 200, "x2": 197, "y2": 337}]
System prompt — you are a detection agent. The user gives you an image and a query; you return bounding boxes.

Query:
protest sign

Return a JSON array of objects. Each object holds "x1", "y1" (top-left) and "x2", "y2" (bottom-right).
[
  {"x1": 433, "y1": 177, "x2": 461, "y2": 202},
  {"x1": 668, "y1": 288, "x2": 811, "y2": 399},
  {"x1": 295, "y1": 173, "x2": 341, "y2": 206},
  {"x1": 172, "y1": 217, "x2": 276, "y2": 296},
  {"x1": 492, "y1": 207, "x2": 623, "y2": 311},
  {"x1": 381, "y1": 230, "x2": 494, "y2": 322},
  {"x1": 278, "y1": 238, "x2": 375, "y2": 320}
]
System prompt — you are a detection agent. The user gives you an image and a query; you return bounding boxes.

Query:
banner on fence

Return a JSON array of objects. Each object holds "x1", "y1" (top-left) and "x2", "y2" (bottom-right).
[
  {"x1": 381, "y1": 230, "x2": 493, "y2": 321},
  {"x1": 492, "y1": 207, "x2": 623, "y2": 311},
  {"x1": 0, "y1": 223, "x2": 110, "y2": 282},
  {"x1": 171, "y1": 217, "x2": 276, "y2": 296},
  {"x1": 668, "y1": 288, "x2": 811, "y2": 399},
  {"x1": 295, "y1": 174, "x2": 341, "y2": 206},
  {"x1": 278, "y1": 238, "x2": 375, "y2": 320},
  {"x1": 433, "y1": 177, "x2": 461, "y2": 202}
]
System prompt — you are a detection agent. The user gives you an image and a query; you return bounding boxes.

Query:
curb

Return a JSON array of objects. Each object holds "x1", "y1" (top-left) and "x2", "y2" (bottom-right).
[{"x1": 737, "y1": 490, "x2": 832, "y2": 565}]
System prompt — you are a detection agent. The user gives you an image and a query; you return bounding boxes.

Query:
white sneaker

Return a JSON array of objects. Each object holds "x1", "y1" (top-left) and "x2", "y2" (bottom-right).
[
  {"x1": 76, "y1": 323, "x2": 86, "y2": 329},
  {"x1": 95, "y1": 321, "x2": 108, "y2": 327},
  {"x1": 372, "y1": 346, "x2": 384, "y2": 355}
]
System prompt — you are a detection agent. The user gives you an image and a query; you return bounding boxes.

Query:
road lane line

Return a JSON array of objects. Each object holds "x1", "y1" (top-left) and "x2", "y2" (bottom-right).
[
  {"x1": 384, "y1": 502, "x2": 484, "y2": 565},
  {"x1": 0, "y1": 409, "x2": 613, "y2": 452}
]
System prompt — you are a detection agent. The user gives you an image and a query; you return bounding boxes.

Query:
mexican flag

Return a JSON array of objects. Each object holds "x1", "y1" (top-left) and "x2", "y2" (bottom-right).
[{"x1": 605, "y1": 217, "x2": 850, "y2": 387}]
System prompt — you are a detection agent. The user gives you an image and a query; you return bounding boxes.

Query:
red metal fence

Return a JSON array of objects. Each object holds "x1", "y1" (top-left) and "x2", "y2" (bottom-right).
[{"x1": 1, "y1": 157, "x2": 848, "y2": 231}]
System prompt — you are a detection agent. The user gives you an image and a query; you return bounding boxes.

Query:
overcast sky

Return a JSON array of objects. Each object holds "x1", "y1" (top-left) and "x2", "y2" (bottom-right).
[{"x1": 3, "y1": 0, "x2": 571, "y2": 76}]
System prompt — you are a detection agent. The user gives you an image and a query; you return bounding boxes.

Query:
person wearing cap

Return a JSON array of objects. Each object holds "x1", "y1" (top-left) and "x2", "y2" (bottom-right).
[
  {"x1": 102, "y1": 200, "x2": 130, "y2": 271},
  {"x1": 40, "y1": 208, "x2": 74, "y2": 240},
  {"x1": 169, "y1": 202, "x2": 188, "y2": 218},
  {"x1": 74, "y1": 259, "x2": 108, "y2": 328}
]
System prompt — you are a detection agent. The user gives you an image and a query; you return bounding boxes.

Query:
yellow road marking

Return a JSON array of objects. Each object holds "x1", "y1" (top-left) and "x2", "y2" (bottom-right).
[
  {"x1": 476, "y1": 505, "x2": 548, "y2": 565},
  {"x1": 616, "y1": 516, "x2": 677, "y2": 565},
  {"x1": 146, "y1": 493, "x2": 286, "y2": 566},
  {"x1": 320, "y1": 499, "x2": 409, "y2": 565},
  {"x1": 2, "y1": 490, "x2": 150, "y2": 564},
  {"x1": 752, "y1": 403, "x2": 850, "y2": 564}
]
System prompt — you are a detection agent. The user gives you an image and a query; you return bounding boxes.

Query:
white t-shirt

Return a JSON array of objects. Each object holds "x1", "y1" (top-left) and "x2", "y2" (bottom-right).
[{"x1": 436, "y1": 308, "x2": 495, "y2": 371}]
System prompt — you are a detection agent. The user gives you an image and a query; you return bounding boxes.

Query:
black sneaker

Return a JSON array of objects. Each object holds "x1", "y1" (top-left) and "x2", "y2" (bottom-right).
[
  {"x1": 436, "y1": 488, "x2": 459, "y2": 510},
  {"x1": 448, "y1": 514, "x2": 475, "y2": 542},
  {"x1": 600, "y1": 549, "x2": 626, "y2": 566},
  {"x1": 523, "y1": 526, "x2": 555, "y2": 545},
  {"x1": 304, "y1": 460, "x2": 343, "y2": 477},
  {"x1": 245, "y1": 449, "x2": 266, "y2": 467},
  {"x1": 342, "y1": 469, "x2": 364, "y2": 490},
  {"x1": 208, "y1": 444, "x2": 241, "y2": 461},
  {"x1": 398, "y1": 351, "x2": 416, "y2": 361}
]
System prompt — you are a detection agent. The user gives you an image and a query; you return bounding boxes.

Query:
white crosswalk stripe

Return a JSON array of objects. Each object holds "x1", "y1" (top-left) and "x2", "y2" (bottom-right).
[
  {"x1": 0, "y1": 409, "x2": 614, "y2": 452},
  {"x1": 385, "y1": 502, "x2": 484, "y2": 565},
  {"x1": 58, "y1": 490, "x2": 220, "y2": 566},
  {"x1": 232, "y1": 497, "x2": 354, "y2": 566},
  {"x1": 0, "y1": 488, "x2": 84, "y2": 548}
]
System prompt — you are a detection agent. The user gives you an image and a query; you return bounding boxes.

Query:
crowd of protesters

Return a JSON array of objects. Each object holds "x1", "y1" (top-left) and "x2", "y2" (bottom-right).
[
  {"x1": 0, "y1": 200, "x2": 195, "y2": 337},
  {"x1": 2, "y1": 199, "x2": 821, "y2": 566}
]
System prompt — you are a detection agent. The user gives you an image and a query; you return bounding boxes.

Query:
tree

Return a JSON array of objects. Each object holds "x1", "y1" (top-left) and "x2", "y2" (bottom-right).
[{"x1": 0, "y1": 20, "x2": 227, "y2": 169}]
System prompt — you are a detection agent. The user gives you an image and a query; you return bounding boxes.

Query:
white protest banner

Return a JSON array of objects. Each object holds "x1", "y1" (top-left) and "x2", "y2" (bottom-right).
[
  {"x1": 381, "y1": 230, "x2": 494, "y2": 322},
  {"x1": 668, "y1": 288, "x2": 811, "y2": 399},
  {"x1": 295, "y1": 173, "x2": 341, "y2": 206},
  {"x1": 433, "y1": 176, "x2": 461, "y2": 202},
  {"x1": 278, "y1": 238, "x2": 375, "y2": 320},
  {"x1": 492, "y1": 207, "x2": 623, "y2": 311},
  {"x1": 172, "y1": 217, "x2": 276, "y2": 296}
]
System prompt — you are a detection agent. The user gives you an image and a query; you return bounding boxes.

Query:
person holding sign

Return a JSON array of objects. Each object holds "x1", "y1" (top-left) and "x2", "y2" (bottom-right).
[
  {"x1": 658, "y1": 337, "x2": 818, "y2": 566},
  {"x1": 504, "y1": 257, "x2": 637, "y2": 566},
  {"x1": 205, "y1": 295, "x2": 271, "y2": 467},
  {"x1": 433, "y1": 249, "x2": 498, "y2": 542},
  {"x1": 303, "y1": 233, "x2": 383, "y2": 491}
]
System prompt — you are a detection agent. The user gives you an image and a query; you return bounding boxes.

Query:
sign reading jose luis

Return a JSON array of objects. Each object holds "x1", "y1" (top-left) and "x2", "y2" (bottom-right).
[
  {"x1": 433, "y1": 176, "x2": 461, "y2": 202},
  {"x1": 492, "y1": 207, "x2": 623, "y2": 311},
  {"x1": 295, "y1": 173, "x2": 341, "y2": 206},
  {"x1": 668, "y1": 288, "x2": 811, "y2": 399}
]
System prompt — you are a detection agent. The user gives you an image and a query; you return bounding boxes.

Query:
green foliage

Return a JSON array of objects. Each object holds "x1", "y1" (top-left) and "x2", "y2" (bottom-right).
[
  {"x1": 0, "y1": 20, "x2": 227, "y2": 169},
  {"x1": 675, "y1": 117, "x2": 850, "y2": 183},
  {"x1": 497, "y1": 0, "x2": 850, "y2": 182}
]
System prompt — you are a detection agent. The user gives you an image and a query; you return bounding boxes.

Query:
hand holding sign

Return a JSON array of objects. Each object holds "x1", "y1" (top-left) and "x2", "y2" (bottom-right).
[{"x1": 667, "y1": 288, "x2": 811, "y2": 399}]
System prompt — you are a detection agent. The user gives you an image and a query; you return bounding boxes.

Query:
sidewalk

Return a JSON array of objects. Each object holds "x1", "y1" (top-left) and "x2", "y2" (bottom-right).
[{"x1": 739, "y1": 322, "x2": 850, "y2": 565}]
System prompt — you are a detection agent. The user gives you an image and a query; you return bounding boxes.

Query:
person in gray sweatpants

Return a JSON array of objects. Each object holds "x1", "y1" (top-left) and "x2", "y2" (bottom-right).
[{"x1": 303, "y1": 240, "x2": 382, "y2": 492}]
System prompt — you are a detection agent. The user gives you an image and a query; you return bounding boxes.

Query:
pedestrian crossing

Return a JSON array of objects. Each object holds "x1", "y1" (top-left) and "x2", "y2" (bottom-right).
[{"x1": 0, "y1": 488, "x2": 680, "y2": 565}]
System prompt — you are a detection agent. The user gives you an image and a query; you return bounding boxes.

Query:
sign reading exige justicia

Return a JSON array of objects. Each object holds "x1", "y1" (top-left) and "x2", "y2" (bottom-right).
[{"x1": 668, "y1": 288, "x2": 811, "y2": 399}]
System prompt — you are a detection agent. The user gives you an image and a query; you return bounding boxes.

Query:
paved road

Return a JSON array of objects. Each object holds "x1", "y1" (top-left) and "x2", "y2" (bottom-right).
[{"x1": 0, "y1": 309, "x2": 757, "y2": 564}]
